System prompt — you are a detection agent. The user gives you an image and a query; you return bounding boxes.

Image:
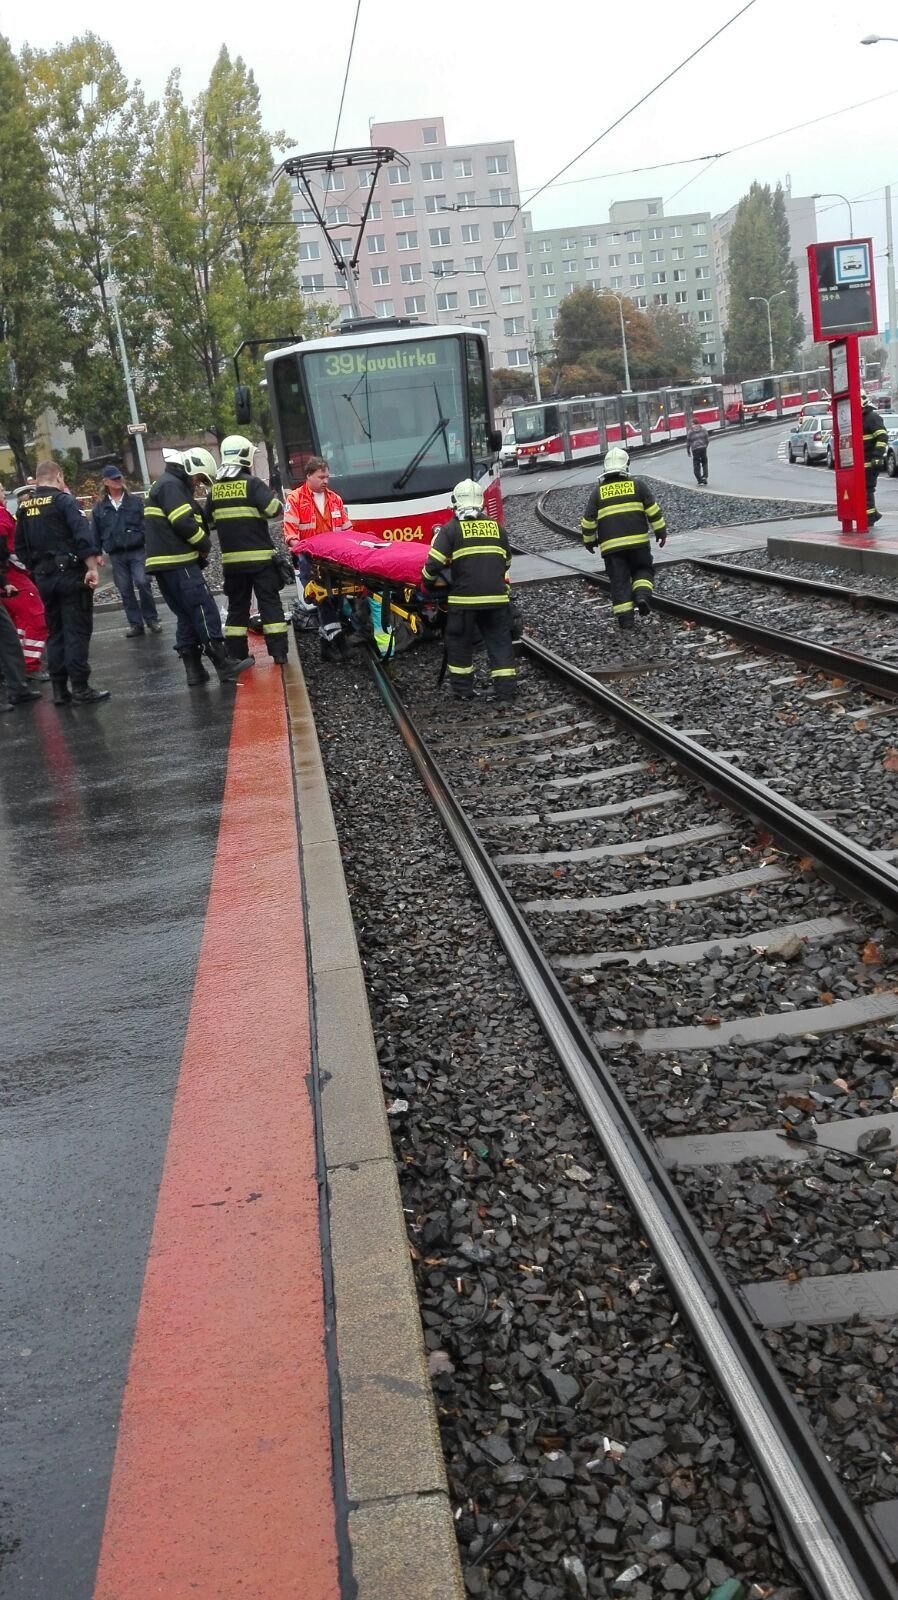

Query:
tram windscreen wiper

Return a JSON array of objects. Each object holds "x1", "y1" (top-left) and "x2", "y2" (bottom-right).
[{"x1": 392, "y1": 386, "x2": 451, "y2": 490}]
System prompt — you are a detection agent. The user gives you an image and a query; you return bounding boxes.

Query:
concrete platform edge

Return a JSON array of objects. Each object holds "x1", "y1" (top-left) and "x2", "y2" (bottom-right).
[{"x1": 284, "y1": 655, "x2": 464, "y2": 1600}]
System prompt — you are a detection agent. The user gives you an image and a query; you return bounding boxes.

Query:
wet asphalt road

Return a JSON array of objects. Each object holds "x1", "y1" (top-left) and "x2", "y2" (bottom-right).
[{"x1": 0, "y1": 614, "x2": 235, "y2": 1595}]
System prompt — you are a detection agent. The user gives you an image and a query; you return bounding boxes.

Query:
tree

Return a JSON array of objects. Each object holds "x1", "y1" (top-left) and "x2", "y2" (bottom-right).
[
  {"x1": 549, "y1": 287, "x2": 699, "y2": 396},
  {"x1": 0, "y1": 36, "x2": 67, "y2": 478},
  {"x1": 490, "y1": 367, "x2": 534, "y2": 405},
  {"x1": 643, "y1": 306, "x2": 700, "y2": 385},
  {"x1": 725, "y1": 182, "x2": 803, "y2": 376}
]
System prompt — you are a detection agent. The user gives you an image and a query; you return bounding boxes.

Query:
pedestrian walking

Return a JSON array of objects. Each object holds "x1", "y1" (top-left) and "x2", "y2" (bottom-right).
[
  {"x1": 14, "y1": 461, "x2": 109, "y2": 704},
  {"x1": 421, "y1": 478, "x2": 516, "y2": 702},
  {"x1": 580, "y1": 446, "x2": 667, "y2": 629},
  {"x1": 284, "y1": 456, "x2": 355, "y2": 659},
  {"x1": 91, "y1": 466, "x2": 162, "y2": 637},
  {"x1": 144, "y1": 448, "x2": 251, "y2": 687},
  {"x1": 861, "y1": 390, "x2": 888, "y2": 527},
  {"x1": 208, "y1": 435, "x2": 287, "y2": 666},
  {"x1": 685, "y1": 419, "x2": 710, "y2": 485}
]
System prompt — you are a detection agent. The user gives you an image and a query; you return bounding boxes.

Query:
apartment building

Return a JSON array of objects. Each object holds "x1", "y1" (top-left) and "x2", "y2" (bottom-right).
[
  {"x1": 522, "y1": 197, "x2": 723, "y2": 372},
  {"x1": 290, "y1": 116, "x2": 532, "y2": 371},
  {"x1": 712, "y1": 185, "x2": 817, "y2": 345}
]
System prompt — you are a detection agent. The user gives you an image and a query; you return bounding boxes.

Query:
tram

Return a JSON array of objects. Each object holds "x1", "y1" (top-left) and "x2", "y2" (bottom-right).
[
  {"x1": 512, "y1": 385, "x2": 724, "y2": 472},
  {"x1": 730, "y1": 368, "x2": 829, "y2": 422},
  {"x1": 263, "y1": 319, "x2": 502, "y2": 541}
]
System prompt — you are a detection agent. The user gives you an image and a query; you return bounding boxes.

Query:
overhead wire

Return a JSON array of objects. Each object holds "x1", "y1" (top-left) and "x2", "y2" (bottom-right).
[{"x1": 330, "y1": 0, "x2": 363, "y2": 152}]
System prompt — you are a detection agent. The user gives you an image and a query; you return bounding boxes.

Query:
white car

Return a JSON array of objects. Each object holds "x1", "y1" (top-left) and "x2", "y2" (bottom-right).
[{"x1": 498, "y1": 428, "x2": 517, "y2": 467}]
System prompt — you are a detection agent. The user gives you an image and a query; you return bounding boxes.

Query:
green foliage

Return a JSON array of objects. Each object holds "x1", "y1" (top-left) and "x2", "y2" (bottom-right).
[
  {"x1": 490, "y1": 367, "x2": 534, "y2": 404},
  {"x1": 549, "y1": 288, "x2": 702, "y2": 396},
  {"x1": 725, "y1": 182, "x2": 803, "y2": 376}
]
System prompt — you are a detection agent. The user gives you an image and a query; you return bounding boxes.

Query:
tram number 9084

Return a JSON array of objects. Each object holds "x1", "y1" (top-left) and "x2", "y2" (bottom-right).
[{"x1": 381, "y1": 525, "x2": 423, "y2": 542}]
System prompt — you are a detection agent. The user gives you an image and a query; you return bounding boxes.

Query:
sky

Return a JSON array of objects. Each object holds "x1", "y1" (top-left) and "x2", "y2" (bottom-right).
[{"x1": 5, "y1": 0, "x2": 898, "y2": 320}]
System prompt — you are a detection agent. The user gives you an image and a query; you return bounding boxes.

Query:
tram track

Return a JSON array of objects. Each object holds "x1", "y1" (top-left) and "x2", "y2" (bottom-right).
[{"x1": 361, "y1": 641, "x2": 898, "y2": 1600}]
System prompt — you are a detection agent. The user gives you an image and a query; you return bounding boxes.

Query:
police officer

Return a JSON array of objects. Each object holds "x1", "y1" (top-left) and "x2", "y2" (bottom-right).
[
  {"x1": 208, "y1": 435, "x2": 287, "y2": 665},
  {"x1": 580, "y1": 447, "x2": 667, "y2": 628},
  {"x1": 861, "y1": 390, "x2": 888, "y2": 527},
  {"x1": 421, "y1": 479, "x2": 516, "y2": 702},
  {"x1": 14, "y1": 460, "x2": 109, "y2": 704},
  {"x1": 144, "y1": 448, "x2": 251, "y2": 687}
]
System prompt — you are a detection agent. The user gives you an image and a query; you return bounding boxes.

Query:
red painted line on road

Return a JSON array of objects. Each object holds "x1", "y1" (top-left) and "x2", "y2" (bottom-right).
[{"x1": 93, "y1": 653, "x2": 340, "y2": 1600}]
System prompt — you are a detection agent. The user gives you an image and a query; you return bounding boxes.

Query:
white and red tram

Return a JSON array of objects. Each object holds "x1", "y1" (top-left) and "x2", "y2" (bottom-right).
[
  {"x1": 264, "y1": 319, "x2": 502, "y2": 541},
  {"x1": 512, "y1": 385, "x2": 725, "y2": 471},
  {"x1": 731, "y1": 368, "x2": 829, "y2": 422}
]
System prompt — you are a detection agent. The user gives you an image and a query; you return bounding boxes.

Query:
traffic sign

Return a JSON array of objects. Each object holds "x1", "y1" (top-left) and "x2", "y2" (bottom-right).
[{"x1": 127, "y1": 422, "x2": 147, "y2": 435}]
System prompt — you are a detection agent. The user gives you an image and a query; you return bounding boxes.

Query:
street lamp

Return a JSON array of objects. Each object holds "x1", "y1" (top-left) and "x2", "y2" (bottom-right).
[
  {"x1": 861, "y1": 34, "x2": 898, "y2": 44},
  {"x1": 812, "y1": 191, "x2": 855, "y2": 237},
  {"x1": 102, "y1": 238, "x2": 150, "y2": 489},
  {"x1": 600, "y1": 290, "x2": 631, "y2": 392},
  {"x1": 749, "y1": 289, "x2": 787, "y2": 371}
]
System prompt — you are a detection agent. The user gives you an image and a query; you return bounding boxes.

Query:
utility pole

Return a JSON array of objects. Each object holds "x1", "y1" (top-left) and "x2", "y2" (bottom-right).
[
  {"x1": 530, "y1": 345, "x2": 542, "y2": 403},
  {"x1": 886, "y1": 185, "x2": 898, "y2": 399},
  {"x1": 105, "y1": 264, "x2": 150, "y2": 489}
]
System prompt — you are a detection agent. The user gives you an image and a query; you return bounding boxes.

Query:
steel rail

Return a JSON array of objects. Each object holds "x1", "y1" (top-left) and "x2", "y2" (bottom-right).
[
  {"x1": 368, "y1": 652, "x2": 897, "y2": 1600},
  {"x1": 687, "y1": 556, "x2": 898, "y2": 614}
]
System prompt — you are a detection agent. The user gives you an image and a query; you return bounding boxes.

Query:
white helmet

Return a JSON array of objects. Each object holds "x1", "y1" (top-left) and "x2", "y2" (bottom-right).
[
  {"x1": 604, "y1": 446, "x2": 630, "y2": 475},
  {"x1": 860, "y1": 390, "x2": 869, "y2": 406},
  {"x1": 182, "y1": 447, "x2": 218, "y2": 484},
  {"x1": 162, "y1": 448, "x2": 184, "y2": 467},
  {"x1": 451, "y1": 478, "x2": 485, "y2": 515},
  {"x1": 220, "y1": 434, "x2": 256, "y2": 472}
]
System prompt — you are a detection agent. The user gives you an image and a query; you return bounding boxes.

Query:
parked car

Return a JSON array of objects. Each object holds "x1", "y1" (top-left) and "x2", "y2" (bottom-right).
[
  {"x1": 824, "y1": 412, "x2": 898, "y2": 470},
  {"x1": 787, "y1": 414, "x2": 830, "y2": 464},
  {"x1": 797, "y1": 400, "x2": 831, "y2": 423},
  {"x1": 499, "y1": 428, "x2": 517, "y2": 468}
]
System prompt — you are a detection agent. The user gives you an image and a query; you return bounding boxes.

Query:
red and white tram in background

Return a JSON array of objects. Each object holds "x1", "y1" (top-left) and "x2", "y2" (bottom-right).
[
  {"x1": 728, "y1": 368, "x2": 830, "y2": 422},
  {"x1": 264, "y1": 319, "x2": 502, "y2": 541},
  {"x1": 511, "y1": 385, "x2": 724, "y2": 472}
]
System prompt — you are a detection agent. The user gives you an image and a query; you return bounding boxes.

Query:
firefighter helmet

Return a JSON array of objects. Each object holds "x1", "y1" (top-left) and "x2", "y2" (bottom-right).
[
  {"x1": 860, "y1": 390, "x2": 869, "y2": 406},
  {"x1": 220, "y1": 434, "x2": 256, "y2": 472},
  {"x1": 451, "y1": 478, "x2": 485, "y2": 515},
  {"x1": 603, "y1": 446, "x2": 630, "y2": 475},
  {"x1": 182, "y1": 447, "x2": 217, "y2": 483},
  {"x1": 162, "y1": 448, "x2": 184, "y2": 466}
]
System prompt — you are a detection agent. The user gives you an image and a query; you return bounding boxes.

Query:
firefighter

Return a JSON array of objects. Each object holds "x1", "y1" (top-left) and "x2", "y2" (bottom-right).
[
  {"x1": 145, "y1": 448, "x2": 251, "y2": 687},
  {"x1": 209, "y1": 435, "x2": 287, "y2": 665},
  {"x1": 421, "y1": 479, "x2": 516, "y2": 702},
  {"x1": 14, "y1": 460, "x2": 109, "y2": 704},
  {"x1": 861, "y1": 390, "x2": 888, "y2": 527},
  {"x1": 580, "y1": 447, "x2": 667, "y2": 628}
]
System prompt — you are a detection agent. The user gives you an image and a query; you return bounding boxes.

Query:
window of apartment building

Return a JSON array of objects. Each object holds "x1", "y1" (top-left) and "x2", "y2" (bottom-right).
[
  {"x1": 494, "y1": 220, "x2": 515, "y2": 239},
  {"x1": 470, "y1": 320, "x2": 490, "y2": 333},
  {"x1": 563, "y1": 259, "x2": 578, "y2": 274},
  {"x1": 702, "y1": 352, "x2": 716, "y2": 367},
  {"x1": 464, "y1": 255, "x2": 483, "y2": 273},
  {"x1": 653, "y1": 293, "x2": 668, "y2": 306},
  {"x1": 507, "y1": 349, "x2": 529, "y2": 367},
  {"x1": 675, "y1": 290, "x2": 688, "y2": 304},
  {"x1": 628, "y1": 251, "x2": 643, "y2": 265},
  {"x1": 370, "y1": 266, "x2": 390, "y2": 285},
  {"x1": 433, "y1": 258, "x2": 454, "y2": 276},
  {"x1": 497, "y1": 252, "x2": 518, "y2": 271},
  {"x1": 294, "y1": 207, "x2": 316, "y2": 225},
  {"x1": 692, "y1": 222, "x2": 706, "y2": 236},
  {"x1": 367, "y1": 201, "x2": 382, "y2": 220},
  {"x1": 501, "y1": 285, "x2": 523, "y2": 303},
  {"x1": 525, "y1": 239, "x2": 531, "y2": 253},
  {"x1": 421, "y1": 161, "x2": 443, "y2": 180},
  {"x1": 561, "y1": 235, "x2": 577, "y2": 248},
  {"x1": 326, "y1": 205, "x2": 350, "y2": 225},
  {"x1": 374, "y1": 300, "x2": 394, "y2": 317},
  {"x1": 698, "y1": 310, "x2": 713, "y2": 323},
  {"x1": 487, "y1": 154, "x2": 510, "y2": 174},
  {"x1": 587, "y1": 278, "x2": 602, "y2": 291},
  {"x1": 425, "y1": 194, "x2": 446, "y2": 213},
  {"x1": 543, "y1": 284, "x2": 556, "y2": 298},
  {"x1": 457, "y1": 191, "x2": 476, "y2": 209},
  {"x1": 633, "y1": 295, "x2": 648, "y2": 308},
  {"x1": 584, "y1": 256, "x2": 600, "y2": 270},
  {"x1": 504, "y1": 316, "x2": 525, "y2": 335},
  {"x1": 453, "y1": 158, "x2": 473, "y2": 178},
  {"x1": 422, "y1": 127, "x2": 438, "y2": 145},
  {"x1": 324, "y1": 171, "x2": 345, "y2": 191},
  {"x1": 648, "y1": 227, "x2": 663, "y2": 240},
  {"x1": 469, "y1": 288, "x2": 487, "y2": 306},
  {"x1": 527, "y1": 263, "x2": 533, "y2": 278},
  {"x1": 540, "y1": 262, "x2": 554, "y2": 275},
  {"x1": 630, "y1": 273, "x2": 645, "y2": 287},
  {"x1": 359, "y1": 170, "x2": 374, "y2": 189},
  {"x1": 647, "y1": 201, "x2": 659, "y2": 215},
  {"x1": 695, "y1": 266, "x2": 710, "y2": 279},
  {"x1": 608, "y1": 253, "x2": 621, "y2": 267},
  {"x1": 696, "y1": 288, "x2": 712, "y2": 301},
  {"x1": 672, "y1": 269, "x2": 686, "y2": 282},
  {"x1": 299, "y1": 241, "x2": 320, "y2": 260},
  {"x1": 668, "y1": 224, "x2": 682, "y2": 238},
  {"x1": 335, "y1": 239, "x2": 352, "y2": 258},
  {"x1": 671, "y1": 247, "x2": 685, "y2": 261},
  {"x1": 400, "y1": 262, "x2": 422, "y2": 282},
  {"x1": 650, "y1": 249, "x2": 664, "y2": 263},
  {"x1": 366, "y1": 235, "x2": 385, "y2": 254},
  {"x1": 539, "y1": 240, "x2": 551, "y2": 253},
  {"x1": 652, "y1": 271, "x2": 667, "y2": 284},
  {"x1": 489, "y1": 187, "x2": 512, "y2": 205},
  {"x1": 694, "y1": 244, "x2": 708, "y2": 257},
  {"x1": 564, "y1": 282, "x2": 577, "y2": 296},
  {"x1": 545, "y1": 305, "x2": 558, "y2": 321},
  {"x1": 678, "y1": 312, "x2": 690, "y2": 326},
  {"x1": 610, "y1": 275, "x2": 623, "y2": 289},
  {"x1": 585, "y1": 233, "x2": 599, "y2": 247},
  {"x1": 397, "y1": 231, "x2": 418, "y2": 251},
  {"x1": 392, "y1": 198, "x2": 415, "y2": 217},
  {"x1": 301, "y1": 274, "x2": 324, "y2": 291},
  {"x1": 436, "y1": 291, "x2": 458, "y2": 310},
  {"x1": 608, "y1": 231, "x2": 621, "y2": 243},
  {"x1": 529, "y1": 285, "x2": 536, "y2": 299},
  {"x1": 624, "y1": 230, "x2": 640, "y2": 243},
  {"x1": 461, "y1": 223, "x2": 480, "y2": 243},
  {"x1": 699, "y1": 330, "x2": 714, "y2": 344},
  {"x1": 429, "y1": 227, "x2": 451, "y2": 246}
]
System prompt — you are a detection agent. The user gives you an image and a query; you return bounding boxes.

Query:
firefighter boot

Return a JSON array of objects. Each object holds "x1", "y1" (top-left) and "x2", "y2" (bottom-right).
[
  {"x1": 205, "y1": 641, "x2": 255, "y2": 683},
  {"x1": 51, "y1": 676, "x2": 72, "y2": 705},
  {"x1": 181, "y1": 647, "x2": 210, "y2": 687}
]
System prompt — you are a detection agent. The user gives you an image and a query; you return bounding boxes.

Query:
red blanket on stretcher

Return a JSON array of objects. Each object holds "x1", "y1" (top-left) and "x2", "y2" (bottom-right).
[{"x1": 296, "y1": 531, "x2": 431, "y2": 586}]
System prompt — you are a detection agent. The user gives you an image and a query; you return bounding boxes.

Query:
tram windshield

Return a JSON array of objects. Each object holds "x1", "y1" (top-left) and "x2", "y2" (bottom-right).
[
  {"x1": 513, "y1": 406, "x2": 558, "y2": 443},
  {"x1": 741, "y1": 377, "x2": 776, "y2": 407},
  {"x1": 275, "y1": 335, "x2": 471, "y2": 499}
]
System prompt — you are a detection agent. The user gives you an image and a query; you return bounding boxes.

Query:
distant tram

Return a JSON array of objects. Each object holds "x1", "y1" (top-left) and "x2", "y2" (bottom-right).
[
  {"x1": 511, "y1": 385, "x2": 724, "y2": 471},
  {"x1": 263, "y1": 319, "x2": 502, "y2": 541},
  {"x1": 730, "y1": 368, "x2": 829, "y2": 422}
]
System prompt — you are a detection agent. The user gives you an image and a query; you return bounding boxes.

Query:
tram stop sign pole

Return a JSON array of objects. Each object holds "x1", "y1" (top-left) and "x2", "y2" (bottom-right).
[{"x1": 807, "y1": 238, "x2": 878, "y2": 534}]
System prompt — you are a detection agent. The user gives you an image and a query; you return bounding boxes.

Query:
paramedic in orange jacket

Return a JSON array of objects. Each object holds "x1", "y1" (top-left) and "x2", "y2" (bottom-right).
[{"x1": 284, "y1": 457, "x2": 354, "y2": 658}]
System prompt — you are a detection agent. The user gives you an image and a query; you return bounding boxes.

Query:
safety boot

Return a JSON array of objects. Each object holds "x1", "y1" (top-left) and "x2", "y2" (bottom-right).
[
  {"x1": 205, "y1": 641, "x2": 255, "y2": 683},
  {"x1": 181, "y1": 647, "x2": 210, "y2": 687},
  {"x1": 71, "y1": 685, "x2": 111, "y2": 703},
  {"x1": 51, "y1": 677, "x2": 72, "y2": 705}
]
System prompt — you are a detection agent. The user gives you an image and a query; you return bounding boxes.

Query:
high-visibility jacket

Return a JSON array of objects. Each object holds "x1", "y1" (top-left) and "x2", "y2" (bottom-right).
[
  {"x1": 421, "y1": 512, "x2": 511, "y2": 606},
  {"x1": 208, "y1": 470, "x2": 282, "y2": 572},
  {"x1": 862, "y1": 405, "x2": 888, "y2": 469},
  {"x1": 580, "y1": 474, "x2": 666, "y2": 555},
  {"x1": 283, "y1": 483, "x2": 352, "y2": 549},
  {"x1": 144, "y1": 465, "x2": 210, "y2": 570}
]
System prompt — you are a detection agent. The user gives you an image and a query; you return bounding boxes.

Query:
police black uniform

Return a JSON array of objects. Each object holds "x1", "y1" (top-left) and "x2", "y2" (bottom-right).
[
  {"x1": 580, "y1": 468, "x2": 666, "y2": 627},
  {"x1": 421, "y1": 509, "x2": 516, "y2": 700},
  {"x1": 15, "y1": 478, "x2": 108, "y2": 702},
  {"x1": 144, "y1": 461, "x2": 248, "y2": 685},
  {"x1": 861, "y1": 398, "x2": 888, "y2": 525},
  {"x1": 208, "y1": 471, "x2": 286, "y2": 662}
]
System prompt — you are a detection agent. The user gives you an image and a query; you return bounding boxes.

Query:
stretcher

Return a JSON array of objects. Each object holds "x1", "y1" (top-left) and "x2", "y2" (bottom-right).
[{"x1": 293, "y1": 531, "x2": 446, "y2": 657}]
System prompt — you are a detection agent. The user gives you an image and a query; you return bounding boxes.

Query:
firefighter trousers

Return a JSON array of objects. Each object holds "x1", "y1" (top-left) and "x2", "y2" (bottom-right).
[
  {"x1": 865, "y1": 466, "x2": 881, "y2": 522},
  {"x1": 223, "y1": 563, "x2": 288, "y2": 661},
  {"x1": 603, "y1": 544, "x2": 654, "y2": 628},
  {"x1": 154, "y1": 564, "x2": 224, "y2": 655},
  {"x1": 446, "y1": 606, "x2": 516, "y2": 699}
]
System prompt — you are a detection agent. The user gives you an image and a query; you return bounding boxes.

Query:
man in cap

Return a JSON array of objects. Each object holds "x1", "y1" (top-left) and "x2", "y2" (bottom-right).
[{"x1": 91, "y1": 465, "x2": 161, "y2": 638}]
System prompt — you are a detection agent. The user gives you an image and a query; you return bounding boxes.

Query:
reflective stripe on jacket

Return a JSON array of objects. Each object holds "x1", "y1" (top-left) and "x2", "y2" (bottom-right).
[
  {"x1": 209, "y1": 472, "x2": 282, "y2": 570},
  {"x1": 144, "y1": 465, "x2": 210, "y2": 569},
  {"x1": 421, "y1": 513, "x2": 511, "y2": 606},
  {"x1": 283, "y1": 483, "x2": 352, "y2": 548},
  {"x1": 580, "y1": 474, "x2": 666, "y2": 555},
  {"x1": 862, "y1": 406, "x2": 888, "y2": 468}
]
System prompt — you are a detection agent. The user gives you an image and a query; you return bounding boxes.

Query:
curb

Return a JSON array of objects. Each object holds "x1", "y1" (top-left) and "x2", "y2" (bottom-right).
[{"x1": 284, "y1": 653, "x2": 464, "y2": 1600}]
